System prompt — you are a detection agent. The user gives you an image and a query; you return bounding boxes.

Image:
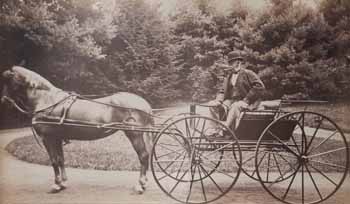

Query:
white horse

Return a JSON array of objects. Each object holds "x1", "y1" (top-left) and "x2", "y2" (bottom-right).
[{"x1": 1, "y1": 66, "x2": 154, "y2": 194}]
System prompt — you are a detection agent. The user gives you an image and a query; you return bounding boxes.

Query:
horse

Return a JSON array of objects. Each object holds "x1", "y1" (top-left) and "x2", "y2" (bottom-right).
[{"x1": 1, "y1": 66, "x2": 154, "y2": 194}]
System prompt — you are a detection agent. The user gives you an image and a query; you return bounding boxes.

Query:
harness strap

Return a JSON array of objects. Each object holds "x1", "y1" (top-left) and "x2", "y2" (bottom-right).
[
  {"x1": 59, "y1": 95, "x2": 78, "y2": 124},
  {"x1": 31, "y1": 126, "x2": 44, "y2": 149}
]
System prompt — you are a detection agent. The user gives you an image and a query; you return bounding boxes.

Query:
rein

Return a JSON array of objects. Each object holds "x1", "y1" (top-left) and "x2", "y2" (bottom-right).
[
  {"x1": 72, "y1": 93, "x2": 159, "y2": 118},
  {"x1": 2, "y1": 96, "x2": 32, "y2": 115},
  {"x1": 2, "y1": 92, "x2": 158, "y2": 119},
  {"x1": 1, "y1": 95, "x2": 73, "y2": 116}
]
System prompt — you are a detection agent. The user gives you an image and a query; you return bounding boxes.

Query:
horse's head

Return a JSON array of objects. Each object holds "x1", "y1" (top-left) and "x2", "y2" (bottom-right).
[
  {"x1": 1, "y1": 66, "x2": 59, "y2": 112},
  {"x1": 1, "y1": 67, "x2": 30, "y2": 109}
]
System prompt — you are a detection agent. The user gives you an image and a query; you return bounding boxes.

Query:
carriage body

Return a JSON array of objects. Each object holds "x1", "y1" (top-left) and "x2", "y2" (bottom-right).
[{"x1": 235, "y1": 110, "x2": 296, "y2": 141}]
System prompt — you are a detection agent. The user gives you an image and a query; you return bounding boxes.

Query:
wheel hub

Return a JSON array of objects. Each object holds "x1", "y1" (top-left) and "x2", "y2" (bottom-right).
[
  {"x1": 300, "y1": 155, "x2": 309, "y2": 164},
  {"x1": 192, "y1": 152, "x2": 202, "y2": 165}
]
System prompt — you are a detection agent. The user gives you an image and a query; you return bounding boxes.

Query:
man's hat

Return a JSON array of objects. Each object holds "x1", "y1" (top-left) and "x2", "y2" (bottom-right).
[{"x1": 227, "y1": 51, "x2": 245, "y2": 63}]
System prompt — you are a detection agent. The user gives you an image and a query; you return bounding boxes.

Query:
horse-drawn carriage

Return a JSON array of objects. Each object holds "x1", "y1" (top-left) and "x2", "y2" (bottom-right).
[
  {"x1": 1, "y1": 66, "x2": 349, "y2": 204},
  {"x1": 151, "y1": 102, "x2": 349, "y2": 204}
]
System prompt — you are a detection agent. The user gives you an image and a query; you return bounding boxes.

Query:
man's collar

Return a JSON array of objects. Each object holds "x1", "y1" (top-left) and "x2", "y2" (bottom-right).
[{"x1": 231, "y1": 68, "x2": 241, "y2": 74}]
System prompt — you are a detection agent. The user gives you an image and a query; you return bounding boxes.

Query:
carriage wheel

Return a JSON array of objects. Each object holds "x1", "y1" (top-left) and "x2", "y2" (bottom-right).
[
  {"x1": 239, "y1": 149, "x2": 293, "y2": 182},
  {"x1": 151, "y1": 115, "x2": 241, "y2": 204},
  {"x1": 255, "y1": 111, "x2": 349, "y2": 204},
  {"x1": 162, "y1": 112, "x2": 192, "y2": 125}
]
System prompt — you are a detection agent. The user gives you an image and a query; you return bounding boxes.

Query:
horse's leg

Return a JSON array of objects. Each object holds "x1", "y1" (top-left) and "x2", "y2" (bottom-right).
[
  {"x1": 42, "y1": 136, "x2": 64, "y2": 193},
  {"x1": 125, "y1": 131, "x2": 149, "y2": 194},
  {"x1": 56, "y1": 138, "x2": 68, "y2": 189}
]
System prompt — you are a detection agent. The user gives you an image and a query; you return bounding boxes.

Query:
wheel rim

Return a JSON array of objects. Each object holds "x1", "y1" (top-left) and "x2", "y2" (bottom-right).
[
  {"x1": 255, "y1": 111, "x2": 349, "y2": 204},
  {"x1": 151, "y1": 115, "x2": 242, "y2": 204}
]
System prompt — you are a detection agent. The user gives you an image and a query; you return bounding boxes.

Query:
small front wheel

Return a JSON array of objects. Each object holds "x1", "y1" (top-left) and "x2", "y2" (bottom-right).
[{"x1": 151, "y1": 115, "x2": 242, "y2": 204}]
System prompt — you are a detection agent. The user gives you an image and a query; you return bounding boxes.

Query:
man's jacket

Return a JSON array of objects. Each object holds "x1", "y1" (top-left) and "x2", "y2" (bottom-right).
[{"x1": 217, "y1": 68, "x2": 265, "y2": 105}]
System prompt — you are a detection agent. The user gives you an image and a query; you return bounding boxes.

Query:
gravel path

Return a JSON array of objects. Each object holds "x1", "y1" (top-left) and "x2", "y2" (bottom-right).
[{"x1": 0, "y1": 128, "x2": 349, "y2": 204}]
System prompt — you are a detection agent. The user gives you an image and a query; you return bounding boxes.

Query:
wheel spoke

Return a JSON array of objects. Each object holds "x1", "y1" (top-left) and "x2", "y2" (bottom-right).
[
  {"x1": 261, "y1": 150, "x2": 296, "y2": 159},
  {"x1": 305, "y1": 163, "x2": 323, "y2": 200},
  {"x1": 305, "y1": 117, "x2": 324, "y2": 153},
  {"x1": 193, "y1": 118, "x2": 206, "y2": 140},
  {"x1": 254, "y1": 151, "x2": 267, "y2": 177},
  {"x1": 201, "y1": 161, "x2": 236, "y2": 179},
  {"x1": 269, "y1": 164, "x2": 300, "y2": 187},
  {"x1": 307, "y1": 147, "x2": 347, "y2": 159},
  {"x1": 267, "y1": 130, "x2": 299, "y2": 157},
  {"x1": 266, "y1": 152, "x2": 271, "y2": 182},
  {"x1": 199, "y1": 164, "x2": 224, "y2": 193},
  {"x1": 157, "y1": 144, "x2": 184, "y2": 156},
  {"x1": 276, "y1": 152, "x2": 299, "y2": 172},
  {"x1": 197, "y1": 164, "x2": 207, "y2": 202},
  {"x1": 299, "y1": 112, "x2": 307, "y2": 155},
  {"x1": 157, "y1": 147, "x2": 185, "y2": 159},
  {"x1": 302, "y1": 164, "x2": 305, "y2": 204},
  {"x1": 169, "y1": 168, "x2": 190, "y2": 194},
  {"x1": 186, "y1": 164, "x2": 196, "y2": 202},
  {"x1": 272, "y1": 153, "x2": 284, "y2": 180},
  {"x1": 166, "y1": 131, "x2": 187, "y2": 148},
  {"x1": 281, "y1": 164, "x2": 301, "y2": 200},
  {"x1": 190, "y1": 118, "x2": 201, "y2": 139},
  {"x1": 203, "y1": 142, "x2": 237, "y2": 158},
  {"x1": 193, "y1": 119, "x2": 207, "y2": 158},
  {"x1": 290, "y1": 131, "x2": 302, "y2": 155},
  {"x1": 308, "y1": 159, "x2": 346, "y2": 169},
  {"x1": 184, "y1": 118, "x2": 192, "y2": 139},
  {"x1": 308, "y1": 130, "x2": 338, "y2": 154},
  {"x1": 242, "y1": 153, "x2": 256, "y2": 166},
  {"x1": 308, "y1": 163, "x2": 338, "y2": 186},
  {"x1": 173, "y1": 153, "x2": 188, "y2": 181},
  {"x1": 158, "y1": 150, "x2": 188, "y2": 181}
]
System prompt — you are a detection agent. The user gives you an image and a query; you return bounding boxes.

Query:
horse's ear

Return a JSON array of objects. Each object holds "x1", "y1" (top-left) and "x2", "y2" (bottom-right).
[{"x1": 2, "y1": 70, "x2": 15, "y2": 80}]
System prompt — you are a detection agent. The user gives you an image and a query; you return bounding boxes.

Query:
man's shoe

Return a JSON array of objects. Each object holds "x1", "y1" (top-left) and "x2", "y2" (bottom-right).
[{"x1": 205, "y1": 128, "x2": 232, "y2": 140}]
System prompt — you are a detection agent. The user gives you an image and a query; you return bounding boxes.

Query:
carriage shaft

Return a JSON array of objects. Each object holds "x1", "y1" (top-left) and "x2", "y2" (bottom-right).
[{"x1": 32, "y1": 118, "x2": 165, "y2": 134}]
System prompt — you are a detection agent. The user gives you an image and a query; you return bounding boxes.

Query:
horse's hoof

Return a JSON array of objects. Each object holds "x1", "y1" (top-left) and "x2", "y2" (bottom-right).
[
  {"x1": 48, "y1": 184, "x2": 62, "y2": 194},
  {"x1": 133, "y1": 185, "x2": 144, "y2": 194},
  {"x1": 141, "y1": 184, "x2": 147, "y2": 191},
  {"x1": 59, "y1": 181, "x2": 68, "y2": 189}
]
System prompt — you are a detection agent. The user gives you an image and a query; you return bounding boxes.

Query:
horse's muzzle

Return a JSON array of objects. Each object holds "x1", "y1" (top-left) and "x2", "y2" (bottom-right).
[
  {"x1": 1, "y1": 96, "x2": 11, "y2": 105},
  {"x1": 1, "y1": 96, "x2": 6, "y2": 104}
]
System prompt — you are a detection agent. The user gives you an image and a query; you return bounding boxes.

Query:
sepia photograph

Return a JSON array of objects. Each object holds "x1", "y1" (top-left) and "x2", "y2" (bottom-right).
[{"x1": 0, "y1": 0, "x2": 349, "y2": 203}]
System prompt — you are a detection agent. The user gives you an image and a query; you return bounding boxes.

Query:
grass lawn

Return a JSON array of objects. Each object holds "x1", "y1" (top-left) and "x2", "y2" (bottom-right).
[
  {"x1": 283, "y1": 101, "x2": 350, "y2": 133},
  {"x1": 6, "y1": 131, "x2": 141, "y2": 171},
  {"x1": 5, "y1": 101, "x2": 350, "y2": 171}
]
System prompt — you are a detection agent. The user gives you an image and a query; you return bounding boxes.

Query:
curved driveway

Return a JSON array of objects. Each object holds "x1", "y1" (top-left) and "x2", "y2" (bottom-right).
[{"x1": 0, "y1": 128, "x2": 349, "y2": 204}]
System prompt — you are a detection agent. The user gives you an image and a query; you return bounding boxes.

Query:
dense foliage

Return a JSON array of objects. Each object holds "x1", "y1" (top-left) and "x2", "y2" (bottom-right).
[{"x1": 0, "y1": 0, "x2": 349, "y2": 127}]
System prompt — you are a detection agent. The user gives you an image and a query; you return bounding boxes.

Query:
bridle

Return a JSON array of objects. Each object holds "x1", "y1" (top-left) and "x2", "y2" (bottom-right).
[
  {"x1": 1, "y1": 93, "x2": 73, "y2": 117},
  {"x1": 2, "y1": 92, "x2": 76, "y2": 150},
  {"x1": 1, "y1": 95, "x2": 33, "y2": 115}
]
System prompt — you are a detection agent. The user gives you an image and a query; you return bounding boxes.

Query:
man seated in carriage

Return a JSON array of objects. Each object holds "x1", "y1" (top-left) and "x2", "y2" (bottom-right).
[{"x1": 208, "y1": 51, "x2": 266, "y2": 138}]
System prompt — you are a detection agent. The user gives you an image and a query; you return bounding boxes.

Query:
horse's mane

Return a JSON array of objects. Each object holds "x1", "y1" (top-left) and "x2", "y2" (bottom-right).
[{"x1": 12, "y1": 66, "x2": 59, "y2": 91}]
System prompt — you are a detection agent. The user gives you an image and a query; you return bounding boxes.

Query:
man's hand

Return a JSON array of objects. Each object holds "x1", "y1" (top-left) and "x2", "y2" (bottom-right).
[
  {"x1": 208, "y1": 100, "x2": 222, "y2": 107},
  {"x1": 234, "y1": 100, "x2": 248, "y2": 110}
]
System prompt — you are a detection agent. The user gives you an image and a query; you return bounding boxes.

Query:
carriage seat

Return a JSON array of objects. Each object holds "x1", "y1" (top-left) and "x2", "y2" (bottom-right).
[{"x1": 257, "y1": 99, "x2": 282, "y2": 110}]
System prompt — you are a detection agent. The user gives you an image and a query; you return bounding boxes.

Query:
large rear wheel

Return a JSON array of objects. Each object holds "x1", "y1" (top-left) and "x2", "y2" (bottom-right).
[{"x1": 255, "y1": 111, "x2": 349, "y2": 204}]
